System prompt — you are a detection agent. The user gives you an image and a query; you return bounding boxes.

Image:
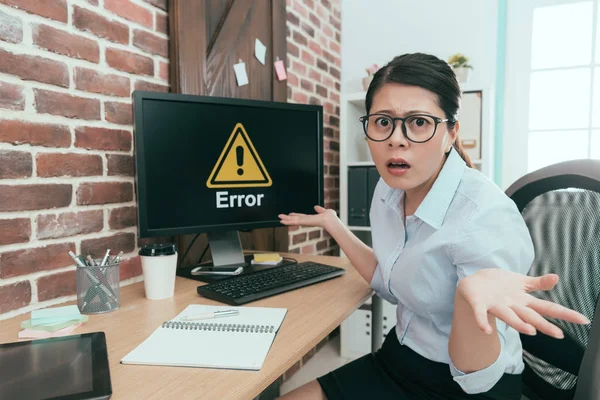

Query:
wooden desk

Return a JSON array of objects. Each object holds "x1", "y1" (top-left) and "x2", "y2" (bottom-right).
[{"x1": 0, "y1": 254, "x2": 372, "y2": 399}]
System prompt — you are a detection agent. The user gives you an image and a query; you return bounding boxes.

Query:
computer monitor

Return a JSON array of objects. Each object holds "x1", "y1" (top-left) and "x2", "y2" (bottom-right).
[{"x1": 133, "y1": 91, "x2": 324, "y2": 268}]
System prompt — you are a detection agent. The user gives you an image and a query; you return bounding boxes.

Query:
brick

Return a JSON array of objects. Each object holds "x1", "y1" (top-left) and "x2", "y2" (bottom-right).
[
  {"x1": 309, "y1": 230, "x2": 321, "y2": 240},
  {"x1": 0, "y1": 218, "x2": 30, "y2": 245},
  {"x1": 158, "y1": 61, "x2": 169, "y2": 81},
  {"x1": 134, "y1": 80, "x2": 168, "y2": 93},
  {"x1": 77, "y1": 182, "x2": 133, "y2": 205},
  {"x1": 330, "y1": 15, "x2": 341, "y2": 31},
  {"x1": 316, "y1": 84, "x2": 327, "y2": 97},
  {"x1": 324, "y1": 101, "x2": 334, "y2": 114},
  {"x1": 323, "y1": 75, "x2": 334, "y2": 88},
  {"x1": 301, "y1": 22, "x2": 314, "y2": 38},
  {"x1": 155, "y1": 13, "x2": 167, "y2": 35},
  {"x1": 0, "y1": 48, "x2": 68, "y2": 88},
  {"x1": 109, "y1": 206, "x2": 136, "y2": 229},
  {"x1": 301, "y1": 79, "x2": 314, "y2": 92},
  {"x1": 75, "y1": 126, "x2": 131, "y2": 151},
  {"x1": 293, "y1": 2, "x2": 308, "y2": 18},
  {"x1": 329, "y1": 140, "x2": 339, "y2": 151},
  {"x1": 292, "y1": 30, "x2": 307, "y2": 46},
  {"x1": 301, "y1": 244, "x2": 316, "y2": 254},
  {"x1": 73, "y1": 6, "x2": 129, "y2": 44},
  {"x1": 133, "y1": 29, "x2": 168, "y2": 57},
  {"x1": 301, "y1": 50, "x2": 314, "y2": 65},
  {"x1": 0, "y1": 120, "x2": 70, "y2": 148},
  {"x1": 291, "y1": 60, "x2": 306, "y2": 75},
  {"x1": 0, "y1": 243, "x2": 75, "y2": 278},
  {"x1": 331, "y1": 92, "x2": 340, "y2": 102},
  {"x1": 33, "y1": 24, "x2": 99, "y2": 63},
  {"x1": 120, "y1": 256, "x2": 142, "y2": 281},
  {"x1": 287, "y1": 72, "x2": 299, "y2": 87},
  {"x1": 107, "y1": 154, "x2": 134, "y2": 176},
  {"x1": 106, "y1": 47, "x2": 153, "y2": 76},
  {"x1": 35, "y1": 90, "x2": 100, "y2": 120},
  {"x1": 292, "y1": 92, "x2": 308, "y2": 104},
  {"x1": 333, "y1": 7, "x2": 341, "y2": 19},
  {"x1": 105, "y1": 0, "x2": 153, "y2": 29},
  {"x1": 330, "y1": 66, "x2": 341, "y2": 79},
  {"x1": 309, "y1": 96, "x2": 320, "y2": 105},
  {"x1": 309, "y1": 12, "x2": 320, "y2": 28},
  {"x1": 308, "y1": 41, "x2": 322, "y2": 56},
  {"x1": 143, "y1": 0, "x2": 167, "y2": 10},
  {"x1": 0, "y1": 282, "x2": 31, "y2": 313},
  {"x1": 0, "y1": 150, "x2": 31, "y2": 179},
  {"x1": 323, "y1": 24, "x2": 334, "y2": 39},
  {"x1": 330, "y1": 40, "x2": 340, "y2": 54},
  {"x1": 335, "y1": 31, "x2": 340, "y2": 43},
  {"x1": 330, "y1": 165, "x2": 339, "y2": 175},
  {"x1": 81, "y1": 232, "x2": 135, "y2": 259},
  {"x1": 323, "y1": 50, "x2": 336, "y2": 64},
  {"x1": 287, "y1": 11, "x2": 299, "y2": 26},
  {"x1": 317, "y1": 4, "x2": 327, "y2": 18},
  {"x1": 324, "y1": 127, "x2": 334, "y2": 137},
  {"x1": 37, "y1": 210, "x2": 103, "y2": 240},
  {"x1": 0, "y1": 81, "x2": 24, "y2": 111},
  {"x1": 0, "y1": 9, "x2": 22, "y2": 43},
  {"x1": 302, "y1": 0, "x2": 314, "y2": 9},
  {"x1": 36, "y1": 153, "x2": 102, "y2": 177},
  {"x1": 316, "y1": 58, "x2": 328, "y2": 72},
  {"x1": 84, "y1": 0, "x2": 98, "y2": 5},
  {"x1": 0, "y1": 0, "x2": 67, "y2": 23},
  {"x1": 292, "y1": 232, "x2": 307, "y2": 245},
  {"x1": 309, "y1": 68, "x2": 321, "y2": 82},
  {"x1": 0, "y1": 184, "x2": 71, "y2": 212},
  {"x1": 37, "y1": 270, "x2": 76, "y2": 301},
  {"x1": 321, "y1": 0, "x2": 331, "y2": 8},
  {"x1": 74, "y1": 67, "x2": 130, "y2": 97},
  {"x1": 287, "y1": 41, "x2": 299, "y2": 58},
  {"x1": 105, "y1": 102, "x2": 132, "y2": 125},
  {"x1": 335, "y1": 82, "x2": 340, "y2": 91}
]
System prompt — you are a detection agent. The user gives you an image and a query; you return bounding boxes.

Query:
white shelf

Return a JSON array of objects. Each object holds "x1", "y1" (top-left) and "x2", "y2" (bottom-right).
[
  {"x1": 343, "y1": 91, "x2": 366, "y2": 105},
  {"x1": 348, "y1": 226, "x2": 371, "y2": 231}
]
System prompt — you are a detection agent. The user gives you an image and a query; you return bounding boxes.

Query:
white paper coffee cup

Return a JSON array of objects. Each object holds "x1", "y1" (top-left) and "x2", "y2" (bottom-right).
[{"x1": 139, "y1": 243, "x2": 178, "y2": 300}]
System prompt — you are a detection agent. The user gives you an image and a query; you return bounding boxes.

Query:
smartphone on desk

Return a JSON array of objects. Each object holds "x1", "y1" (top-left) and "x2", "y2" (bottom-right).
[{"x1": 191, "y1": 266, "x2": 243, "y2": 276}]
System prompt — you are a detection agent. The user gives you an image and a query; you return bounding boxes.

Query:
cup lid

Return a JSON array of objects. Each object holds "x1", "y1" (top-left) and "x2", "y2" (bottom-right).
[{"x1": 139, "y1": 243, "x2": 177, "y2": 257}]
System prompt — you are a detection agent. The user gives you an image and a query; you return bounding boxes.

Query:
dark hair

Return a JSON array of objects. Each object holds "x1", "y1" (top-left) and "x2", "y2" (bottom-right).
[{"x1": 365, "y1": 53, "x2": 473, "y2": 168}]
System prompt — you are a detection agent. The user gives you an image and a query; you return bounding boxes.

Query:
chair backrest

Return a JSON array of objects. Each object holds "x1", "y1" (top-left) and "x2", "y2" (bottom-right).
[{"x1": 505, "y1": 159, "x2": 600, "y2": 400}]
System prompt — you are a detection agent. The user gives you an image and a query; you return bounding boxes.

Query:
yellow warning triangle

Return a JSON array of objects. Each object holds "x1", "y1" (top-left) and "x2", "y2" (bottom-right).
[{"x1": 206, "y1": 123, "x2": 272, "y2": 188}]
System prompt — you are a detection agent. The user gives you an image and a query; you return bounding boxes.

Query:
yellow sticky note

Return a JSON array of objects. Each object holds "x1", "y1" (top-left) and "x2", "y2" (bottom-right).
[{"x1": 253, "y1": 253, "x2": 281, "y2": 262}]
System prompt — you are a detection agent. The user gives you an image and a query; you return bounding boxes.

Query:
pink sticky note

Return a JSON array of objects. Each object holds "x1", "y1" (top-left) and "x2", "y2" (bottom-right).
[
  {"x1": 18, "y1": 323, "x2": 82, "y2": 340},
  {"x1": 274, "y1": 60, "x2": 287, "y2": 81}
]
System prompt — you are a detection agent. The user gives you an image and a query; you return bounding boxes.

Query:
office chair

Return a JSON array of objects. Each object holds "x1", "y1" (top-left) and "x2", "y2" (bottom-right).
[{"x1": 505, "y1": 159, "x2": 600, "y2": 400}]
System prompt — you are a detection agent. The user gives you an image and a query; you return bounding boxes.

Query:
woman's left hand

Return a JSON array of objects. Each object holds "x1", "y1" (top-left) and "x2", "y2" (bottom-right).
[{"x1": 457, "y1": 269, "x2": 590, "y2": 339}]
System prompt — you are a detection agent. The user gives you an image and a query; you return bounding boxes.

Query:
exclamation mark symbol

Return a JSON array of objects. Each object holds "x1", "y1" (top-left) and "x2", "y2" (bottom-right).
[{"x1": 236, "y1": 145, "x2": 244, "y2": 176}]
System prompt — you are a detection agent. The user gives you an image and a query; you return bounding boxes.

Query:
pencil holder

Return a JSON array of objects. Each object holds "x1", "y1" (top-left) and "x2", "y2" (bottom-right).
[{"x1": 76, "y1": 261, "x2": 120, "y2": 314}]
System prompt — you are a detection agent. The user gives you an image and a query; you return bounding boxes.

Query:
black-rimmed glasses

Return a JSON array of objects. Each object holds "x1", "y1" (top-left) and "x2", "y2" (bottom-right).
[{"x1": 359, "y1": 113, "x2": 449, "y2": 143}]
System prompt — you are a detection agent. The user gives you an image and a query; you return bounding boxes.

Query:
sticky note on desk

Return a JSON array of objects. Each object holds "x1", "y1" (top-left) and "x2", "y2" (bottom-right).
[
  {"x1": 253, "y1": 253, "x2": 281, "y2": 263},
  {"x1": 31, "y1": 305, "x2": 81, "y2": 326},
  {"x1": 22, "y1": 315, "x2": 88, "y2": 332}
]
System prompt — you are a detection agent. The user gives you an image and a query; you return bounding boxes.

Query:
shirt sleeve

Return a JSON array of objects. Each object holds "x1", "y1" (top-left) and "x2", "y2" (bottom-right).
[
  {"x1": 447, "y1": 199, "x2": 535, "y2": 394},
  {"x1": 369, "y1": 263, "x2": 398, "y2": 304}
]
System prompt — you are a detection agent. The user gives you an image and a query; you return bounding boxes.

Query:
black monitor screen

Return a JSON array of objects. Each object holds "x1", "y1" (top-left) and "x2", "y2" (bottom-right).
[{"x1": 134, "y1": 92, "x2": 323, "y2": 237}]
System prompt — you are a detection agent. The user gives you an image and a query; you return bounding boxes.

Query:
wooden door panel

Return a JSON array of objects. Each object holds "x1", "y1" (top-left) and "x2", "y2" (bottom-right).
[{"x1": 169, "y1": 0, "x2": 289, "y2": 266}]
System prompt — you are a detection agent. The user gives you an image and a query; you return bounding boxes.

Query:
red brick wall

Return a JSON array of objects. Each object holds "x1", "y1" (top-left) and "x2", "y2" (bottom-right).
[
  {"x1": 286, "y1": 0, "x2": 341, "y2": 257},
  {"x1": 0, "y1": 0, "x2": 168, "y2": 319}
]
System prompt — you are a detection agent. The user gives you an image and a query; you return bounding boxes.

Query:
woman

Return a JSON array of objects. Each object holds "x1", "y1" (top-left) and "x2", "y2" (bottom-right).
[{"x1": 277, "y1": 53, "x2": 589, "y2": 400}]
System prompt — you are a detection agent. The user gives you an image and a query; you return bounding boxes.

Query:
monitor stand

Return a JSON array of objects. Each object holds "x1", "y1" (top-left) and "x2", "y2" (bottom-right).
[{"x1": 176, "y1": 230, "x2": 293, "y2": 283}]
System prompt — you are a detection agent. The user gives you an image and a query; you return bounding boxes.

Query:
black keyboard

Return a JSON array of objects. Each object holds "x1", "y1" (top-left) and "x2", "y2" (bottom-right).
[{"x1": 196, "y1": 261, "x2": 345, "y2": 305}]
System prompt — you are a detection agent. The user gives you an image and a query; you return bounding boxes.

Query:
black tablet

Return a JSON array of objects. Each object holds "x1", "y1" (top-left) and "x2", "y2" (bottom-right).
[{"x1": 0, "y1": 332, "x2": 112, "y2": 400}]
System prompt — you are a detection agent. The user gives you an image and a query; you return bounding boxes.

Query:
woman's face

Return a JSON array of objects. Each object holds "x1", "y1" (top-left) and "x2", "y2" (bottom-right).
[{"x1": 366, "y1": 83, "x2": 458, "y2": 192}]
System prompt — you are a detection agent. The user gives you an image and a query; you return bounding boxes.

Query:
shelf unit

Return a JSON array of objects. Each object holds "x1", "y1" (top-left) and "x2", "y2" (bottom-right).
[{"x1": 338, "y1": 85, "x2": 495, "y2": 359}]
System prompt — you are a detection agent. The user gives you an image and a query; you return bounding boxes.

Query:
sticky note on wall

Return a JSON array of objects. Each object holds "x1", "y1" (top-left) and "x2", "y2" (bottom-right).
[
  {"x1": 233, "y1": 61, "x2": 249, "y2": 86},
  {"x1": 274, "y1": 60, "x2": 287, "y2": 81},
  {"x1": 255, "y1": 38, "x2": 266, "y2": 65}
]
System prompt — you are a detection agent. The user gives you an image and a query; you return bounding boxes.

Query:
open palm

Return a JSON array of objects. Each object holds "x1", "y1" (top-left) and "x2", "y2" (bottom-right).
[
  {"x1": 458, "y1": 269, "x2": 590, "y2": 338},
  {"x1": 278, "y1": 206, "x2": 337, "y2": 229}
]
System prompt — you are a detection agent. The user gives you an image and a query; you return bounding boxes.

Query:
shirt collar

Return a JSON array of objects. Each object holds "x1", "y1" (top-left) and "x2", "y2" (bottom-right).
[{"x1": 380, "y1": 147, "x2": 466, "y2": 229}]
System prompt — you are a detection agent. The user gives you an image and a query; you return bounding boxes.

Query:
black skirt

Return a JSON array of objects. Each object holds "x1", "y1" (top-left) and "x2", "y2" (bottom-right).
[{"x1": 317, "y1": 328, "x2": 522, "y2": 400}]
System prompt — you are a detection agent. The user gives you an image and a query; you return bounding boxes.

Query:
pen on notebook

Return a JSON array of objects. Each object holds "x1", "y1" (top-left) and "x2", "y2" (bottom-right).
[{"x1": 180, "y1": 310, "x2": 239, "y2": 321}]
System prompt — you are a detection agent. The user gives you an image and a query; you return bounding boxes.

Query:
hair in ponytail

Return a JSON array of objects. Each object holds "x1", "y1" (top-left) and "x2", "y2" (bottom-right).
[{"x1": 366, "y1": 53, "x2": 473, "y2": 168}]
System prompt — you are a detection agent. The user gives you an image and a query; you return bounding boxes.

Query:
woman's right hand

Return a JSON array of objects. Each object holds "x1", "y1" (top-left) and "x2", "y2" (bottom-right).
[{"x1": 278, "y1": 206, "x2": 338, "y2": 230}]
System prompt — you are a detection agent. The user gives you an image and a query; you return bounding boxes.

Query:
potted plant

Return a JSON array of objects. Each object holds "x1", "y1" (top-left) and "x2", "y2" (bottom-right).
[
  {"x1": 448, "y1": 53, "x2": 473, "y2": 83},
  {"x1": 363, "y1": 64, "x2": 379, "y2": 91}
]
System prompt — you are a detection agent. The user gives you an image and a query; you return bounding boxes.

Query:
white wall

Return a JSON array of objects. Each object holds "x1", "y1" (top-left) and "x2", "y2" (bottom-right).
[{"x1": 341, "y1": 0, "x2": 499, "y2": 93}]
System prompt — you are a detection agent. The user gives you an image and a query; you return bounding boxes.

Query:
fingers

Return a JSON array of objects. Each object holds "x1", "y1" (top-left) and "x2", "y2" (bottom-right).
[
  {"x1": 314, "y1": 205, "x2": 326, "y2": 213},
  {"x1": 512, "y1": 304, "x2": 562, "y2": 339},
  {"x1": 492, "y1": 305, "x2": 536, "y2": 336},
  {"x1": 473, "y1": 303, "x2": 493, "y2": 334},
  {"x1": 525, "y1": 274, "x2": 559, "y2": 292},
  {"x1": 529, "y1": 298, "x2": 591, "y2": 325}
]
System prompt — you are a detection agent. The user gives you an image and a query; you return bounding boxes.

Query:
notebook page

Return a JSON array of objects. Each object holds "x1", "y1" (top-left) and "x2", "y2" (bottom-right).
[{"x1": 172, "y1": 305, "x2": 287, "y2": 329}]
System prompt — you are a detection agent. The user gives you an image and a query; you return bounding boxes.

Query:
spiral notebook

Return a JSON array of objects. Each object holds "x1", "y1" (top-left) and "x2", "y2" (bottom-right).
[{"x1": 120, "y1": 305, "x2": 287, "y2": 371}]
